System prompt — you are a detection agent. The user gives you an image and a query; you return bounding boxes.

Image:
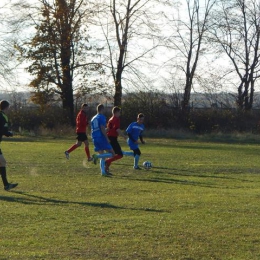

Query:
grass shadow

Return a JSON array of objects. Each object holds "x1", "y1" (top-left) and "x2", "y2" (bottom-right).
[
  {"x1": 115, "y1": 163, "x2": 255, "y2": 188},
  {"x1": 0, "y1": 191, "x2": 166, "y2": 213}
]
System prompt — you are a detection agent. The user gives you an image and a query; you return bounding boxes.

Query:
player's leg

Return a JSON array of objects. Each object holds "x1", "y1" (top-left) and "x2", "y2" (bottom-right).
[
  {"x1": 105, "y1": 137, "x2": 123, "y2": 171},
  {"x1": 97, "y1": 151, "x2": 108, "y2": 176},
  {"x1": 133, "y1": 148, "x2": 141, "y2": 169},
  {"x1": 97, "y1": 150, "x2": 114, "y2": 176},
  {"x1": 0, "y1": 152, "x2": 18, "y2": 191},
  {"x1": 125, "y1": 139, "x2": 135, "y2": 156},
  {"x1": 128, "y1": 141, "x2": 141, "y2": 169},
  {"x1": 92, "y1": 137, "x2": 114, "y2": 164},
  {"x1": 122, "y1": 151, "x2": 134, "y2": 156},
  {"x1": 83, "y1": 138, "x2": 92, "y2": 161},
  {"x1": 0, "y1": 154, "x2": 8, "y2": 187},
  {"x1": 65, "y1": 134, "x2": 82, "y2": 159}
]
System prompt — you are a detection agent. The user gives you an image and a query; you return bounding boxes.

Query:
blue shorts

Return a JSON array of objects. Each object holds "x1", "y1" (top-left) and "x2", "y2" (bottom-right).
[
  {"x1": 127, "y1": 139, "x2": 139, "y2": 150},
  {"x1": 93, "y1": 136, "x2": 112, "y2": 152}
]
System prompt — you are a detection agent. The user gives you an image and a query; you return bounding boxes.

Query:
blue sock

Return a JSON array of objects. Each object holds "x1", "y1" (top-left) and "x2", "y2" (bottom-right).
[
  {"x1": 97, "y1": 153, "x2": 113, "y2": 159},
  {"x1": 122, "y1": 151, "x2": 134, "y2": 157},
  {"x1": 100, "y1": 158, "x2": 106, "y2": 175},
  {"x1": 134, "y1": 155, "x2": 140, "y2": 168}
]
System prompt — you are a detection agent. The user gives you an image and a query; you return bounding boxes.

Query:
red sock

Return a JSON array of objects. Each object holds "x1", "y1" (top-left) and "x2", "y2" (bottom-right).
[
  {"x1": 85, "y1": 146, "x2": 91, "y2": 159},
  {"x1": 106, "y1": 154, "x2": 123, "y2": 166},
  {"x1": 67, "y1": 144, "x2": 78, "y2": 153}
]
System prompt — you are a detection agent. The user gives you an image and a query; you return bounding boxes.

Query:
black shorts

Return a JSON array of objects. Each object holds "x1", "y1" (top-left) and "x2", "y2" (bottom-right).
[
  {"x1": 108, "y1": 136, "x2": 123, "y2": 156},
  {"x1": 133, "y1": 148, "x2": 141, "y2": 156},
  {"x1": 76, "y1": 133, "x2": 88, "y2": 142},
  {"x1": 0, "y1": 149, "x2": 2, "y2": 155}
]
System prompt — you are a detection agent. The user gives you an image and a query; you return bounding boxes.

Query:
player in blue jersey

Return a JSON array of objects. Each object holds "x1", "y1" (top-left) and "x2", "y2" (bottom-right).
[
  {"x1": 126, "y1": 113, "x2": 145, "y2": 170},
  {"x1": 91, "y1": 104, "x2": 115, "y2": 176}
]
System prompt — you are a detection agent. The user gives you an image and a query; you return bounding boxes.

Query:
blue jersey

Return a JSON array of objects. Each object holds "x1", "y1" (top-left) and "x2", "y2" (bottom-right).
[
  {"x1": 126, "y1": 122, "x2": 144, "y2": 141},
  {"x1": 91, "y1": 114, "x2": 106, "y2": 139}
]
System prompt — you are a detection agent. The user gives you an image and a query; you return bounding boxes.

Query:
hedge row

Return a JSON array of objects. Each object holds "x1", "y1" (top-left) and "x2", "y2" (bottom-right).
[{"x1": 7, "y1": 101, "x2": 260, "y2": 134}]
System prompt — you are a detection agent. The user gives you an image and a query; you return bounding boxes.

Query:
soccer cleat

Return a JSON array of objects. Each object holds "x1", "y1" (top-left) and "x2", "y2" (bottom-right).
[
  {"x1": 88, "y1": 157, "x2": 93, "y2": 162},
  {"x1": 64, "y1": 151, "x2": 70, "y2": 160},
  {"x1": 92, "y1": 154, "x2": 98, "y2": 165},
  {"x1": 4, "y1": 183, "x2": 18, "y2": 191},
  {"x1": 101, "y1": 172, "x2": 109, "y2": 177},
  {"x1": 133, "y1": 166, "x2": 142, "y2": 170}
]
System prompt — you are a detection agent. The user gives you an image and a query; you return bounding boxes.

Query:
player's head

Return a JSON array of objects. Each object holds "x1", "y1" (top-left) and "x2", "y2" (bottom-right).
[
  {"x1": 112, "y1": 106, "x2": 121, "y2": 117},
  {"x1": 97, "y1": 104, "x2": 104, "y2": 114},
  {"x1": 0, "y1": 100, "x2": 10, "y2": 111},
  {"x1": 81, "y1": 103, "x2": 88, "y2": 112},
  {"x1": 137, "y1": 113, "x2": 144, "y2": 124}
]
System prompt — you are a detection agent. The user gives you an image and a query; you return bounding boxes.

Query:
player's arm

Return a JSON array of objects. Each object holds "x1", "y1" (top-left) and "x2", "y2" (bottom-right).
[
  {"x1": 117, "y1": 129, "x2": 127, "y2": 139},
  {"x1": 0, "y1": 115, "x2": 12, "y2": 137},
  {"x1": 127, "y1": 133, "x2": 138, "y2": 143},
  {"x1": 139, "y1": 131, "x2": 145, "y2": 144},
  {"x1": 101, "y1": 125, "x2": 110, "y2": 142}
]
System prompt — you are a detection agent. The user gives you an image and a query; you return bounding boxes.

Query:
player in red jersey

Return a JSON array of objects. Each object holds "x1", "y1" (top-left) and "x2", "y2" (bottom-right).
[
  {"x1": 104, "y1": 106, "x2": 126, "y2": 174},
  {"x1": 65, "y1": 103, "x2": 93, "y2": 161}
]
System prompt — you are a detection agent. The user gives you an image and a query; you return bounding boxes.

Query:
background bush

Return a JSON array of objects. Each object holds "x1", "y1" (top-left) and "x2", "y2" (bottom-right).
[{"x1": 7, "y1": 92, "x2": 260, "y2": 135}]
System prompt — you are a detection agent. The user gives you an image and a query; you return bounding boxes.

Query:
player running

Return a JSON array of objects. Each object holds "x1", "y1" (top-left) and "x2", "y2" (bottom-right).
[
  {"x1": 91, "y1": 104, "x2": 115, "y2": 176},
  {"x1": 104, "y1": 106, "x2": 127, "y2": 174},
  {"x1": 126, "y1": 113, "x2": 145, "y2": 170},
  {"x1": 65, "y1": 103, "x2": 93, "y2": 162},
  {"x1": 0, "y1": 100, "x2": 18, "y2": 191}
]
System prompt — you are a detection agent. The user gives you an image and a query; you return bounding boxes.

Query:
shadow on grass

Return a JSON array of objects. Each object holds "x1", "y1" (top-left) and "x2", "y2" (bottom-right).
[
  {"x1": 116, "y1": 163, "x2": 255, "y2": 188},
  {"x1": 0, "y1": 191, "x2": 166, "y2": 213}
]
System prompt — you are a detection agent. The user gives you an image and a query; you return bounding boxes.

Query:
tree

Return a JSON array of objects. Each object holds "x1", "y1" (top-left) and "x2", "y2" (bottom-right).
[
  {"x1": 0, "y1": 1, "x2": 19, "y2": 88},
  {"x1": 210, "y1": 0, "x2": 260, "y2": 110},
  {"x1": 164, "y1": 0, "x2": 216, "y2": 116},
  {"x1": 15, "y1": 0, "x2": 101, "y2": 124},
  {"x1": 96, "y1": 0, "x2": 162, "y2": 106}
]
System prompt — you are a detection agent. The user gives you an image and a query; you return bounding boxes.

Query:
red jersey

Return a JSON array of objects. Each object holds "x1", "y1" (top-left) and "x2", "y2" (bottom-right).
[
  {"x1": 76, "y1": 110, "x2": 88, "y2": 133},
  {"x1": 107, "y1": 116, "x2": 120, "y2": 137}
]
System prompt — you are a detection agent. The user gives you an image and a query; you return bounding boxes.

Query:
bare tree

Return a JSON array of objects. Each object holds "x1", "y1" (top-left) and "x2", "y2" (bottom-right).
[
  {"x1": 0, "y1": 1, "x2": 20, "y2": 88},
  {"x1": 210, "y1": 0, "x2": 260, "y2": 110},
  {"x1": 95, "y1": 0, "x2": 163, "y2": 106},
  {"x1": 164, "y1": 0, "x2": 216, "y2": 116}
]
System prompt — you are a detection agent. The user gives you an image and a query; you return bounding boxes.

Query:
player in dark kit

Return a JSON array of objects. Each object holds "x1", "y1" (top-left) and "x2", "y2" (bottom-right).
[
  {"x1": 105, "y1": 106, "x2": 126, "y2": 174},
  {"x1": 65, "y1": 103, "x2": 93, "y2": 161},
  {"x1": 0, "y1": 100, "x2": 18, "y2": 191}
]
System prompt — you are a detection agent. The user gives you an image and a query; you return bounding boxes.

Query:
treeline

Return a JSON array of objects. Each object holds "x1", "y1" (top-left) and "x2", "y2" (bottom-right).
[
  {"x1": 2, "y1": 0, "x2": 260, "y2": 127},
  {"x1": 8, "y1": 92, "x2": 260, "y2": 135}
]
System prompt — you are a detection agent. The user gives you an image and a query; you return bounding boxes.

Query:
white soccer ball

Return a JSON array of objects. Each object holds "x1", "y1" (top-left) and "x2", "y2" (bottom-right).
[{"x1": 143, "y1": 161, "x2": 152, "y2": 170}]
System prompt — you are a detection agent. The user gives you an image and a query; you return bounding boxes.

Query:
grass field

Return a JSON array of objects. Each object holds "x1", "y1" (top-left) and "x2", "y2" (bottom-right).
[{"x1": 1, "y1": 136, "x2": 260, "y2": 259}]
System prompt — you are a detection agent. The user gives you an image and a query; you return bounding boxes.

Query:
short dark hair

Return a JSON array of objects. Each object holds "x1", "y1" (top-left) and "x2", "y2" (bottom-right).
[
  {"x1": 137, "y1": 113, "x2": 144, "y2": 119},
  {"x1": 112, "y1": 106, "x2": 121, "y2": 114},
  {"x1": 81, "y1": 103, "x2": 88, "y2": 108},
  {"x1": 0, "y1": 100, "x2": 10, "y2": 110},
  {"x1": 97, "y1": 104, "x2": 104, "y2": 112}
]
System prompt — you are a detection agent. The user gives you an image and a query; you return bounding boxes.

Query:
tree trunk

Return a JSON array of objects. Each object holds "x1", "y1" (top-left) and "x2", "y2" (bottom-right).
[{"x1": 114, "y1": 47, "x2": 125, "y2": 107}]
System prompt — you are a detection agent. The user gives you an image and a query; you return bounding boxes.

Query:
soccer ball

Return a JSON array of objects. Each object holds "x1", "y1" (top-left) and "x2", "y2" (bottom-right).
[{"x1": 143, "y1": 161, "x2": 152, "y2": 170}]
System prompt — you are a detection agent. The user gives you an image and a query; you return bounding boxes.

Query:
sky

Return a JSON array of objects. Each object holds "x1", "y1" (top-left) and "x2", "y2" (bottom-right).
[{"x1": 0, "y1": 0, "x2": 244, "y2": 95}]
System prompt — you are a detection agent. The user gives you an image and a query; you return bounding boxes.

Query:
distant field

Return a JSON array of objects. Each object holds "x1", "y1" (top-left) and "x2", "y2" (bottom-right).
[{"x1": 1, "y1": 137, "x2": 260, "y2": 259}]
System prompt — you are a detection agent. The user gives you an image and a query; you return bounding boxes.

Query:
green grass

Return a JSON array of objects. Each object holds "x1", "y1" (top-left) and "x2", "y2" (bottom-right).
[{"x1": 1, "y1": 136, "x2": 260, "y2": 259}]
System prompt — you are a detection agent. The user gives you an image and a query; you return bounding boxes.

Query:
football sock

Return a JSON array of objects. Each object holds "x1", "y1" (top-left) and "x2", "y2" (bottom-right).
[
  {"x1": 67, "y1": 144, "x2": 78, "y2": 153},
  {"x1": 0, "y1": 167, "x2": 8, "y2": 186},
  {"x1": 97, "y1": 153, "x2": 113, "y2": 159},
  {"x1": 122, "y1": 151, "x2": 134, "y2": 157},
  {"x1": 106, "y1": 154, "x2": 123, "y2": 166},
  {"x1": 85, "y1": 146, "x2": 91, "y2": 159},
  {"x1": 100, "y1": 158, "x2": 106, "y2": 175},
  {"x1": 134, "y1": 155, "x2": 140, "y2": 168}
]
